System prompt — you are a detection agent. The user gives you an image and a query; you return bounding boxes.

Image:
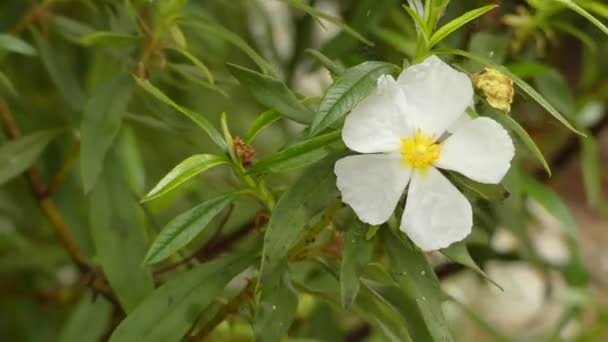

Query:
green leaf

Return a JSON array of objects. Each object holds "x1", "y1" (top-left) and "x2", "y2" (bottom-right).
[
  {"x1": 305, "y1": 48, "x2": 345, "y2": 76},
  {"x1": 32, "y1": 29, "x2": 86, "y2": 110},
  {"x1": 446, "y1": 172, "x2": 509, "y2": 202},
  {"x1": 186, "y1": 20, "x2": 276, "y2": 76},
  {"x1": 89, "y1": 152, "x2": 154, "y2": 312},
  {"x1": 0, "y1": 129, "x2": 61, "y2": 185},
  {"x1": 81, "y1": 73, "x2": 133, "y2": 192},
  {"x1": 340, "y1": 220, "x2": 374, "y2": 309},
  {"x1": 0, "y1": 70, "x2": 17, "y2": 96},
  {"x1": 260, "y1": 157, "x2": 339, "y2": 281},
  {"x1": 110, "y1": 240, "x2": 260, "y2": 342},
  {"x1": 51, "y1": 16, "x2": 96, "y2": 44},
  {"x1": 483, "y1": 109, "x2": 551, "y2": 176},
  {"x1": 553, "y1": 0, "x2": 608, "y2": 36},
  {"x1": 142, "y1": 154, "x2": 228, "y2": 202},
  {"x1": 381, "y1": 228, "x2": 454, "y2": 342},
  {"x1": 79, "y1": 31, "x2": 138, "y2": 47},
  {"x1": 248, "y1": 130, "x2": 344, "y2": 175},
  {"x1": 580, "y1": 135, "x2": 602, "y2": 208},
  {"x1": 254, "y1": 264, "x2": 299, "y2": 342},
  {"x1": 57, "y1": 294, "x2": 112, "y2": 342},
  {"x1": 144, "y1": 192, "x2": 239, "y2": 264},
  {"x1": 281, "y1": 0, "x2": 374, "y2": 46},
  {"x1": 227, "y1": 63, "x2": 313, "y2": 124},
  {"x1": 309, "y1": 61, "x2": 399, "y2": 136},
  {"x1": 245, "y1": 110, "x2": 281, "y2": 143},
  {"x1": 440, "y1": 241, "x2": 502, "y2": 290},
  {"x1": 403, "y1": 4, "x2": 431, "y2": 44},
  {"x1": 0, "y1": 34, "x2": 37, "y2": 56},
  {"x1": 134, "y1": 77, "x2": 227, "y2": 151},
  {"x1": 166, "y1": 47, "x2": 214, "y2": 84},
  {"x1": 429, "y1": 5, "x2": 497, "y2": 48},
  {"x1": 534, "y1": 69, "x2": 576, "y2": 117},
  {"x1": 434, "y1": 49, "x2": 584, "y2": 136}
]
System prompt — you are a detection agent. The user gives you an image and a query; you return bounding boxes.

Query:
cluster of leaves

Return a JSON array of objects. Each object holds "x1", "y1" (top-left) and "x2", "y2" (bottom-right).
[{"x1": 1, "y1": 0, "x2": 607, "y2": 341}]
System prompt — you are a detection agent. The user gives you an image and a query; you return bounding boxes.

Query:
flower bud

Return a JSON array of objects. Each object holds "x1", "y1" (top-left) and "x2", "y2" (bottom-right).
[
  {"x1": 473, "y1": 68, "x2": 514, "y2": 113},
  {"x1": 233, "y1": 137, "x2": 255, "y2": 168}
]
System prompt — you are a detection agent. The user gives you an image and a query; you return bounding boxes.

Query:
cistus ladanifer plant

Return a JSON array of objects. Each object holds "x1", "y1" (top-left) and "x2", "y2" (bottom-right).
[{"x1": 1, "y1": 0, "x2": 608, "y2": 341}]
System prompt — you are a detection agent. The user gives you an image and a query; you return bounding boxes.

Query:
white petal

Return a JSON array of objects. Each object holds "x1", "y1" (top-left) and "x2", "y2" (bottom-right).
[
  {"x1": 335, "y1": 154, "x2": 411, "y2": 225},
  {"x1": 397, "y1": 56, "x2": 473, "y2": 137},
  {"x1": 435, "y1": 117, "x2": 514, "y2": 184},
  {"x1": 400, "y1": 168, "x2": 472, "y2": 251},
  {"x1": 342, "y1": 75, "x2": 410, "y2": 153}
]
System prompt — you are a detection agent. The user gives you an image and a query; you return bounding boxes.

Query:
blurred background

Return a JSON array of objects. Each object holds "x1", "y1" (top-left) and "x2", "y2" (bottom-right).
[{"x1": 0, "y1": 0, "x2": 607, "y2": 341}]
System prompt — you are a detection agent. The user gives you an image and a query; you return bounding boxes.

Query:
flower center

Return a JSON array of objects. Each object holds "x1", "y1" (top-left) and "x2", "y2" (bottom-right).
[{"x1": 400, "y1": 129, "x2": 441, "y2": 169}]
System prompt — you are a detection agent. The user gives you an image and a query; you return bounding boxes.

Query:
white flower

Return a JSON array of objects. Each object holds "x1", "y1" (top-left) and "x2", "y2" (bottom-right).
[{"x1": 334, "y1": 56, "x2": 515, "y2": 251}]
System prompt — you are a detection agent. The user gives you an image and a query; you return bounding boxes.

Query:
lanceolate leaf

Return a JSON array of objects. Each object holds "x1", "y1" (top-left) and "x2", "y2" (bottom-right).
[
  {"x1": 0, "y1": 34, "x2": 37, "y2": 56},
  {"x1": 248, "y1": 130, "x2": 344, "y2": 174},
  {"x1": 245, "y1": 110, "x2": 282, "y2": 143},
  {"x1": 580, "y1": 135, "x2": 602, "y2": 208},
  {"x1": 134, "y1": 78, "x2": 227, "y2": 151},
  {"x1": 309, "y1": 61, "x2": 399, "y2": 136},
  {"x1": 381, "y1": 228, "x2": 454, "y2": 342},
  {"x1": 340, "y1": 220, "x2": 374, "y2": 309},
  {"x1": 142, "y1": 154, "x2": 228, "y2": 202},
  {"x1": 260, "y1": 157, "x2": 340, "y2": 281},
  {"x1": 144, "y1": 192, "x2": 240, "y2": 264},
  {"x1": 254, "y1": 263, "x2": 299, "y2": 342},
  {"x1": 441, "y1": 241, "x2": 502, "y2": 290},
  {"x1": 57, "y1": 293, "x2": 112, "y2": 342},
  {"x1": 0, "y1": 129, "x2": 61, "y2": 185},
  {"x1": 434, "y1": 49, "x2": 584, "y2": 136},
  {"x1": 89, "y1": 152, "x2": 154, "y2": 312},
  {"x1": 484, "y1": 108, "x2": 551, "y2": 176},
  {"x1": 79, "y1": 32, "x2": 138, "y2": 47},
  {"x1": 428, "y1": 5, "x2": 498, "y2": 48},
  {"x1": 227, "y1": 63, "x2": 314, "y2": 124},
  {"x1": 81, "y1": 73, "x2": 133, "y2": 192},
  {"x1": 554, "y1": 0, "x2": 608, "y2": 36},
  {"x1": 110, "y1": 240, "x2": 260, "y2": 342}
]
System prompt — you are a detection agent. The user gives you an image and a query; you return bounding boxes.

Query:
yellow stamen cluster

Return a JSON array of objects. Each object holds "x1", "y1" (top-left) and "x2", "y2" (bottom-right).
[{"x1": 400, "y1": 129, "x2": 441, "y2": 169}]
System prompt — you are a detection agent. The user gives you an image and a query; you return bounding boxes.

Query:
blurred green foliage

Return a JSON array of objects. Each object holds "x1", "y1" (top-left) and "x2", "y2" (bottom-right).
[{"x1": 1, "y1": 0, "x2": 607, "y2": 341}]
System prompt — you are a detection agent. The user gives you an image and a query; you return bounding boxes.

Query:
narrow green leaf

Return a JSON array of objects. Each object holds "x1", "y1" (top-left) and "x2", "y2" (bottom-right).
[
  {"x1": 81, "y1": 74, "x2": 133, "y2": 192},
  {"x1": 0, "y1": 129, "x2": 61, "y2": 185},
  {"x1": 553, "y1": 0, "x2": 608, "y2": 35},
  {"x1": 305, "y1": 48, "x2": 345, "y2": 76},
  {"x1": 434, "y1": 49, "x2": 584, "y2": 135},
  {"x1": 281, "y1": 0, "x2": 374, "y2": 46},
  {"x1": 446, "y1": 172, "x2": 509, "y2": 202},
  {"x1": 79, "y1": 31, "x2": 138, "y2": 47},
  {"x1": 0, "y1": 34, "x2": 37, "y2": 56},
  {"x1": 134, "y1": 77, "x2": 227, "y2": 151},
  {"x1": 583, "y1": 1, "x2": 608, "y2": 19},
  {"x1": 0, "y1": 70, "x2": 17, "y2": 96},
  {"x1": 227, "y1": 63, "x2": 313, "y2": 124},
  {"x1": 402, "y1": 4, "x2": 431, "y2": 44},
  {"x1": 340, "y1": 220, "x2": 374, "y2": 309},
  {"x1": 484, "y1": 109, "x2": 551, "y2": 176},
  {"x1": 89, "y1": 153, "x2": 154, "y2": 312},
  {"x1": 144, "y1": 192, "x2": 239, "y2": 264},
  {"x1": 440, "y1": 241, "x2": 503, "y2": 290},
  {"x1": 110, "y1": 240, "x2": 260, "y2": 342},
  {"x1": 142, "y1": 154, "x2": 228, "y2": 202},
  {"x1": 57, "y1": 294, "x2": 112, "y2": 342},
  {"x1": 429, "y1": 5, "x2": 497, "y2": 48},
  {"x1": 248, "y1": 130, "x2": 344, "y2": 175},
  {"x1": 32, "y1": 29, "x2": 86, "y2": 110},
  {"x1": 245, "y1": 110, "x2": 281, "y2": 143},
  {"x1": 260, "y1": 158, "x2": 340, "y2": 281},
  {"x1": 167, "y1": 63, "x2": 228, "y2": 97},
  {"x1": 381, "y1": 228, "x2": 454, "y2": 342},
  {"x1": 580, "y1": 135, "x2": 602, "y2": 208},
  {"x1": 52, "y1": 16, "x2": 96, "y2": 44},
  {"x1": 254, "y1": 264, "x2": 299, "y2": 342},
  {"x1": 534, "y1": 69, "x2": 576, "y2": 117},
  {"x1": 185, "y1": 20, "x2": 276, "y2": 76},
  {"x1": 309, "y1": 61, "x2": 399, "y2": 136},
  {"x1": 166, "y1": 47, "x2": 214, "y2": 84}
]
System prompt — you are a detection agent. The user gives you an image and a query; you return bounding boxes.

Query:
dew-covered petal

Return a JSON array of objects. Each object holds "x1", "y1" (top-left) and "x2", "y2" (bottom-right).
[
  {"x1": 342, "y1": 75, "x2": 410, "y2": 153},
  {"x1": 335, "y1": 153, "x2": 411, "y2": 225},
  {"x1": 397, "y1": 55, "x2": 473, "y2": 137},
  {"x1": 400, "y1": 167, "x2": 472, "y2": 251},
  {"x1": 435, "y1": 117, "x2": 514, "y2": 184}
]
